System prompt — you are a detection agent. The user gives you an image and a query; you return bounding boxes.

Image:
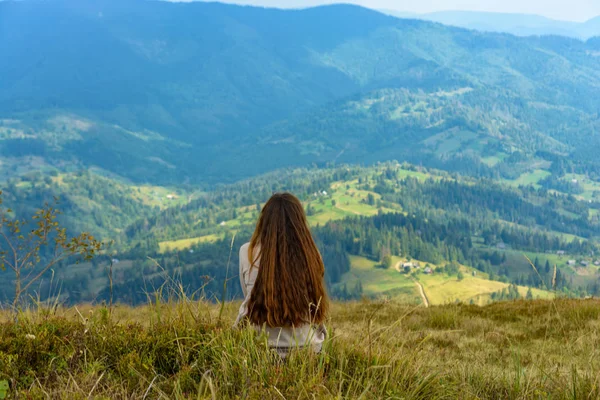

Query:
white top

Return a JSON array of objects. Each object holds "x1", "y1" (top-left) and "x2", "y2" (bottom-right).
[{"x1": 234, "y1": 242, "x2": 326, "y2": 355}]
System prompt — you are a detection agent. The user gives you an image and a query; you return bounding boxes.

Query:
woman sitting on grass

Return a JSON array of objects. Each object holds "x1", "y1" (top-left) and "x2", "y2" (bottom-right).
[{"x1": 234, "y1": 192, "x2": 328, "y2": 357}]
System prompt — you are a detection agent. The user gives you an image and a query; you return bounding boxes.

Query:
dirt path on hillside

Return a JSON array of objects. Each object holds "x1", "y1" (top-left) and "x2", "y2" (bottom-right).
[
  {"x1": 394, "y1": 262, "x2": 430, "y2": 307},
  {"x1": 413, "y1": 279, "x2": 429, "y2": 308}
]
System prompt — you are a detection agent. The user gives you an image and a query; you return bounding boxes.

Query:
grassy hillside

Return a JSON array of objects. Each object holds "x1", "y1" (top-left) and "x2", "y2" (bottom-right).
[
  {"x1": 0, "y1": 170, "x2": 196, "y2": 238},
  {"x1": 1, "y1": 299, "x2": 600, "y2": 398},
  {"x1": 148, "y1": 163, "x2": 599, "y2": 252},
  {"x1": 150, "y1": 162, "x2": 600, "y2": 248},
  {"x1": 337, "y1": 255, "x2": 553, "y2": 305}
]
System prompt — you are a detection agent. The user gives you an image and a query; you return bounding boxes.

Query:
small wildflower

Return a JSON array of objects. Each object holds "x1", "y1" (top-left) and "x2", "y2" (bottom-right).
[{"x1": 25, "y1": 334, "x2": 36, "y2": 340}]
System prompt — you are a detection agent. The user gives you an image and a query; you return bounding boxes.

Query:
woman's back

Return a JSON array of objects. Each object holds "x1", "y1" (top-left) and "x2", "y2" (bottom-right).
[
  {"x1": 235, "y1": 242, "x2": 326, "y2": 356},
  {"x1": 233, "y1": 193, "x2": 328, "y2": 356}
]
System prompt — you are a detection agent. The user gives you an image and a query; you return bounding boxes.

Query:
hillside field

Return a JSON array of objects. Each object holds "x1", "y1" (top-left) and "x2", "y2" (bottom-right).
[{"x1": 337, "y1": 255, "x2": 553, "y2": 306}]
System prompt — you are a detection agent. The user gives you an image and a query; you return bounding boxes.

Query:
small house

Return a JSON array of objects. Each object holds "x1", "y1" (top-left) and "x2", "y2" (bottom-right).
[
  {"x1": 496, "y1": 242, "x2": 507, "y2": 250},
  {"x1": 557, "y1": 250, "x2": 566, "y2": 256},
  {"x1": 581, "y1": 261, "x2": 589, "y2": 267},
  {"x1": 111, "y1": 258, "x2": 120, "y2": 264},
  {"x1": 594, "y1": 260, "x2": 600, "y2": 266},
  {"x1": 472, "y1": 271, "x2": 477, "y2": 276},
  {"x1": 424, "y1": 267, "x2": 433, "y2": 275},
  {"x1": 219, "y1": 221, "x2": 226, "y2": 227},
  {"x1": 567, "y1": 260, "x2": 576, "y2": 266},
  {"x1": 166, "y1": 194, "x2": 176, "y2": 200}
]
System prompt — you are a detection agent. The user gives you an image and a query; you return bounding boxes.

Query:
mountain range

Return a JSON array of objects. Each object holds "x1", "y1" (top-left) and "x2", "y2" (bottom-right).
[
  {"x1": 1, "y1": 0, "x2": 600, "y2": 184},
  {"x1": 382, "y1": 10, "x2": 600, "y2": 40}
]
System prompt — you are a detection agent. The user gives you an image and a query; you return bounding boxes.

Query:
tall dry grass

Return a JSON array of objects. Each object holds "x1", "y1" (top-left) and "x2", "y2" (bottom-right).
[{"x1": 1, "y1": 290, "x2": 600, "y2": 399}]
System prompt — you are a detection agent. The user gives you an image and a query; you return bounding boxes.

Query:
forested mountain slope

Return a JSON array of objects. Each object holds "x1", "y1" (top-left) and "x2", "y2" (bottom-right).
[
  {"x1": 2, "y1": 0, "x2": 600, "y2": 183},
  {"x1": 2, "y1": 163, "x2": 597, "y2": 305}
]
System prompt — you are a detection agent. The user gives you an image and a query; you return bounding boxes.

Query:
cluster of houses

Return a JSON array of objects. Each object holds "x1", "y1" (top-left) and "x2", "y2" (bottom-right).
[
  {"x1": 402, "y1": 261, "x2": 433, "y2": 275},
  {"x1": 567, "y1": 259, "x2": 600, "y2": 267}
]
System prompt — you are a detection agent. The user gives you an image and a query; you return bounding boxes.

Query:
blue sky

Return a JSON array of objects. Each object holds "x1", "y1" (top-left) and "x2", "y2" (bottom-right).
[{"x1": 175, "y1": 0, "x2": 600, "y2": 22}]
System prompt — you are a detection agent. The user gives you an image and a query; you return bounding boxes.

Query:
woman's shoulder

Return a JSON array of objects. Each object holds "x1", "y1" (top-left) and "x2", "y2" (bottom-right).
[
  {"x1": 239, "y1": 242, "x2": 251, "y2": 263},
  {"x1": 240, "y1": 242, "x2": 260, "y2": 267}
]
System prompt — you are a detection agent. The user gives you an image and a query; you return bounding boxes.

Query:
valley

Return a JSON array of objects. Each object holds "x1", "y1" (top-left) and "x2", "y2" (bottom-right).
[{"x1": 2, "y1": 162, "x2": 596, "y2": 306}]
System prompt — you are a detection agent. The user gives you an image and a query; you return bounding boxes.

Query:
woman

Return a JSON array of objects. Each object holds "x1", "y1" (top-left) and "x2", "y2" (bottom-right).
[{"x1": 234, "y1": 192, "x2": 328, "y2": 357}]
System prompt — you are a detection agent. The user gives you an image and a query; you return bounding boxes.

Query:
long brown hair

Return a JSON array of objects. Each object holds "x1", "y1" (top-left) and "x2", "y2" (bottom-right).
[{"x1": 246, "y1": 192, "x2": 328, "y2": 327}]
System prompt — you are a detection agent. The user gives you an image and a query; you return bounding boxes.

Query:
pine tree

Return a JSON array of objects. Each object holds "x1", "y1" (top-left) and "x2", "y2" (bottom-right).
[{"x1": 526, "y1": 287, "x2": 533, "y2": 300}]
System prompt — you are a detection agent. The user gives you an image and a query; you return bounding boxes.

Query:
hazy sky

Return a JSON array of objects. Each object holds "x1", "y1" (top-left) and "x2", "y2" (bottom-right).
[{"x1": 179, "y1": 0, "x2": 600, "y2": 22}]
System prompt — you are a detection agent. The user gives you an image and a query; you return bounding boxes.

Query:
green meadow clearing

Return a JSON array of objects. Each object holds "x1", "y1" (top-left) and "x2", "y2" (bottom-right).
[
  {"x1": 159, "y1": 234, "x2": 223, "y2": 253},
  {"x1": 504, "y1": 169, "x2": 551, "y2": 188},
  {"x1": 336, "y1": 255, "x2": 553, "y2": 306}
]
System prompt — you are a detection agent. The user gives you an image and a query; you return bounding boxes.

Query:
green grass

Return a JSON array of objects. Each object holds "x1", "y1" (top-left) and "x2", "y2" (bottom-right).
[
  {"x1": 51, "y1": 172, "x2": 197, "y2": 210},
  {"x1": 418, "y1": 272, "x2": 551, "y2": 305},
  {"x1": 481, "y1": 153, "x2": 507, "y2": 167},
  {"x1": 132, "y1": 185, "x2": 197, "y2": 208},
  {"x1": 337, "y1": 255, "x2": 419, "y2": 302},
  {"x1": 340, "y1": 256, "x2": 553, "y2": 306},
  {"x1": 306, "y1": 180, "x2": 399, "y2": 226},
  {"x1": 421, "y1": 130, "x2": 478, "y2": 156},
  {"x1": 307, "y1": 202, "x2": 356, "y2": 226},
  {"x1": 159, "y1": 234, "x2": 222, "y2": 252},
  {"x1": 563, "y1": 173, "x2": 600, "y2": 201},
  {"x1": 505, "y1": 169, "x2": 551, "y2": 187},
  {"x1": 2, "y1": 298, "x2": 600, "y2": 398},
  {"x1": 396, "y1": 168, "x2": 433, "y2": 181}
]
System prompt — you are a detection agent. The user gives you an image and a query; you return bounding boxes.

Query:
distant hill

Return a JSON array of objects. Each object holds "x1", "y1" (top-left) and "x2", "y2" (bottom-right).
[
  {"x1": 2, "y1": 1, "x2": 600, "y2": 183},
  {"x1": 382, "y1": 10, "x2": 600, "y2": 39}
]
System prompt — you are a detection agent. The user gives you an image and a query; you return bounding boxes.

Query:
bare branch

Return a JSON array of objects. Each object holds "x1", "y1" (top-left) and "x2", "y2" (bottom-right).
[
  {"x1": 1, "y1": 191, "x2": 102, "y2": 307},
  {"x1": 20, "y1": 253, "x2": 68, "y2": 295}
]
